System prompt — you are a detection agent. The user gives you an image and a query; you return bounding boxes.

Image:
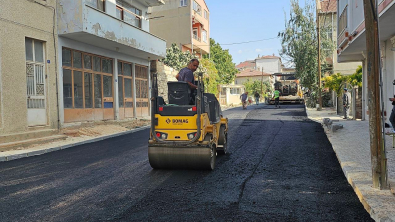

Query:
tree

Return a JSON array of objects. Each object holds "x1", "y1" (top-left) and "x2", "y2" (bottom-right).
[
  {"x1": 203, "y1": 39, "x2": 239, "y2": 84},
  {"x1": 243, "y1": 79, "x2": 272, "y2": 96},
  {"x1": 161, "y1": 43, "x2": 196, "y2": 70},
  {"x1": 322, "y1": 73, "x2": 348, "y2": 96},
  {"x1": 349, "y1": 65, "x2": 362, "y2": 88},
  {"x1": 278, "y1": 0, "x2": 334, "y2": 89},
  {"x1": 199, "y1": 58, "x2": 219, "y2": 95}
]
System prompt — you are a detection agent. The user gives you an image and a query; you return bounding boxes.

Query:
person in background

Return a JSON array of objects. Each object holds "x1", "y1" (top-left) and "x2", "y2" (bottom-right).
[
  {"x1": 240, "y1": 91, "x2": 249, "y2": 109},
  {"x1": 343, "y1": 88, "x2": 350, "y2": 119},
  {"x1": 389, "y1": 95, "x2": 395, "y2": 133},
  {"x1": 273, "y1": 89, "x2": 280, "y2": 108},
  {"x1": 254, "y1": 92, "x2": 260, "y2": 105}
]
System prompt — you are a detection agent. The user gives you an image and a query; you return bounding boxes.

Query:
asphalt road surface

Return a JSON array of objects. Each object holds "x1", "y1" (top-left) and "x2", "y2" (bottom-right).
[{"x1": 0, "y1": 104, "x2": 373, "y2": 221}]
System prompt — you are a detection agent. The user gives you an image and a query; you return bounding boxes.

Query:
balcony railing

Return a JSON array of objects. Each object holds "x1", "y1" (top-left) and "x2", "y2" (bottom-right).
[
  {"x1": 338, "y1": 5, "x2": 348, "y2": 37},
  {"x1": 193, "y1": 34, "x2": 201, "y2": 42}
]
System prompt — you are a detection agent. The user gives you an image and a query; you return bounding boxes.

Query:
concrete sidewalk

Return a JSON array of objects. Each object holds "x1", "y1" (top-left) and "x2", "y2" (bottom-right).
[{"x1": 306, "y1": 107, "x2": 395, "y2": 222}]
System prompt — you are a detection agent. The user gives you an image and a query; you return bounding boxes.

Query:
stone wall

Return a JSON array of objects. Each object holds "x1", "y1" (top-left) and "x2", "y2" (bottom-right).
[{"x1": 151, "y1": 61, "x2": 178, "y2": 103}]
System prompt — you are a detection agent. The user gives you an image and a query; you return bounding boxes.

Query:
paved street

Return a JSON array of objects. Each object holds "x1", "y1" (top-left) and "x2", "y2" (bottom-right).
[{"x1": 0, "y1": 104, "x2": 373, "y2": 221}]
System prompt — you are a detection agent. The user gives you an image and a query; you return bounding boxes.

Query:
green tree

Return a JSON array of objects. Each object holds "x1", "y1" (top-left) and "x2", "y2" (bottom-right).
[
  {"x1": 349, "y1": 65, "x2": 362, "y2": 88},
  {"x1": 278, "y1": 0, "x2": 334, "y2": 89},
  {"x1": 243, "y1": 79, "x2": 272, "y2": 96},
  {"x1": 161, "y1": 43, "x2": 196, "y2": 70},
  {"x1": 199, "y1": 58, "x2": 219, "y2": 95},
  {"x1": 323, "y1": 73, "x2": 349, "y2": 95},
  {"x1": 203, "y1": 39, "x2": 239, "y2": 84}
]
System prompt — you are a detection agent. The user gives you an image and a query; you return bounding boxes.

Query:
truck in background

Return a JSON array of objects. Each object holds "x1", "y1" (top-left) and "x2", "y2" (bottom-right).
[{"x1": 269, "y1": 73, "x2": 304, "y2": 105}]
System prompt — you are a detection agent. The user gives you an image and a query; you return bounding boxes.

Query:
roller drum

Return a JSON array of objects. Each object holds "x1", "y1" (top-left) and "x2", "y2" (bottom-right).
[{"x1": 148, "y1": 145, "x2": 216, "y2": 170}]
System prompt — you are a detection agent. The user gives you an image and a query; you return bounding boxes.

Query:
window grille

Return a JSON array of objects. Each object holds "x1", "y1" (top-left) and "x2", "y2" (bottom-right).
[{"x1": 25, "y1": 38, "x2": 46, "y2": 109}]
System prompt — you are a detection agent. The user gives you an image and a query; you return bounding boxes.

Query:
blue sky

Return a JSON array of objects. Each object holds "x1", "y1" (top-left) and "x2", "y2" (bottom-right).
[{"x1": 205, "y1": 0, "x2": 304, "y2": 66}]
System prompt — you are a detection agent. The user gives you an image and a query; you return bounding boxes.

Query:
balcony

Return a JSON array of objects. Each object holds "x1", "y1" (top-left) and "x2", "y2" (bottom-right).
[{"x1": 57, "y1": 0, "x2": 166, "y2": 60}]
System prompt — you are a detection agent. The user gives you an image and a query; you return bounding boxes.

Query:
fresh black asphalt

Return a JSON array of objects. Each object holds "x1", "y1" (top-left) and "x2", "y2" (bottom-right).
[{"x1": 0, "y1": 104, "x2": 373, "y2": 221}]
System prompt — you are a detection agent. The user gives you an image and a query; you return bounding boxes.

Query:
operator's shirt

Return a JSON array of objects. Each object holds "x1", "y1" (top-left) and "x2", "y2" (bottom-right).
[
  {"x1": 274, "y1": 90, "x2": 280, "y2": 98},
  {"x1": 178, "y1": 67, "x2": 194, "y2": 84}
]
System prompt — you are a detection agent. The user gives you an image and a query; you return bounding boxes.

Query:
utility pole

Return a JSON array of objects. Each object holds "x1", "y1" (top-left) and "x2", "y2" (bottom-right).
[
  {"x1": 261, "y1": 67, "x2": 264, "y2": 96},
  {"x1": 316, "y1": 0, "x2": 322, "y2": 111},
  {"x1": 363, "y1": 0, "x2": 387, "y2": 189}
]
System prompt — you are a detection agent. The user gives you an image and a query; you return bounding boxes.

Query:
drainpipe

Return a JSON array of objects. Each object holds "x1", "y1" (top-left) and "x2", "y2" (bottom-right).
[
  {"x1": 132, "y1": 63, "x2": 137, "y2": 118},
  {"x1": 114, "y1": 59, "x2": 119, "y2": 120}
]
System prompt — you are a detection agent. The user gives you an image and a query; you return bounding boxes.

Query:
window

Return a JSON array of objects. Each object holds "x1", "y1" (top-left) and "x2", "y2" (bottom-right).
[
  {"x1": 204, "y1": 10, "x2": 208, "y2": 19},
  {"x1": 62, "y1": 48, "x2": 113, "y2": 109},
  {"x1": 116, "y1": 0, "x2": 142, "y2": 28},
  {"x1": 230, "y1": 88, "x2": 241, "y2": 95},
  {"x1": 202, "y1": 30, "x2": 207, "y2": 43},
  {"x1": 86, "y1": 0, "x2": 105, "y2": 11},
  {"x1": 180, "y1": 0, "x2": 187, "y2": 7},
  {"x1": 117, "y1": 61, "x2": 133, "y2": 108},
  {"x1": 193, "y1": 28, "x2": 200, "y2": 41},
  {"x1": 25, "y1": 38, "x2": 46, "y2": 109},
  {"x1": 193, "y1": 1, "x2": 201, "y2": 15}
]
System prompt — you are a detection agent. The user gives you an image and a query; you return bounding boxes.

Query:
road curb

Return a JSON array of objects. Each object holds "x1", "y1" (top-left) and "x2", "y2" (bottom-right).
[{"x1": 0, "y1": 125, "x2": 150, "y2": 162}]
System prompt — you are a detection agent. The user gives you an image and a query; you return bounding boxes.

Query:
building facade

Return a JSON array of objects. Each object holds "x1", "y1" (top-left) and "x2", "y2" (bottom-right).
[
  {"x1": 320, "y1": 0, "x2": 361, "y2": 75},
  {"x1": 0, "y1": 0, "x2": 166, "y2": 142},
  {"x1": 149, "y1": 0, "x2": 210, "y2": 57},
  {"x1": 235, "y1": 69, "x2": 273, "y2": 85},
  {"x1": 336, "y1": 0, "x2": 395, "y2": 121},
  {"x1": 255, "y1": 55, "x2": 282, "y2": 74},
  {"x1": 0, "y1": 0, "x2": 60, "y2": 140},
  {"x1": 57, "y1": 0, "x2": 166, "y2": 124}
]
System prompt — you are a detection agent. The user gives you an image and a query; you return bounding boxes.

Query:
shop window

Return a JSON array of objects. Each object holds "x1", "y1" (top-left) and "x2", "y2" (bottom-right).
[{"x1": 62, "y1": 48, "x2": 113, "y2": 109}]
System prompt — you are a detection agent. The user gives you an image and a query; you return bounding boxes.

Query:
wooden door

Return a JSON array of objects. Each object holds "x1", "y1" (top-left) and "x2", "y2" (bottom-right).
[{"x1": 135, "y1": 66, "x2": 149, "y2": 117}]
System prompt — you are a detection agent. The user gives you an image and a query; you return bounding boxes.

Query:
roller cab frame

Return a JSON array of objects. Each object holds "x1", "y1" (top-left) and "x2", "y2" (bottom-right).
[{"x1": 149, "y1": 73, "x2": 228, "y2": 170}]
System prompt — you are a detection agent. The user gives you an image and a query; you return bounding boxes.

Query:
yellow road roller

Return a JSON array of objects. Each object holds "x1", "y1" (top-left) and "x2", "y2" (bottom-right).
[{"x1": 148, "y1": 73, "x2": 228, "y2": 170}]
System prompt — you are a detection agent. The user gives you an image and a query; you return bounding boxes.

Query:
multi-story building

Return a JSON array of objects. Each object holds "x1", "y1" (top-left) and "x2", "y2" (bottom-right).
[
  {"x1": 0, "y1": 0, "x2": 166, "y2": 143},
  {"x1": 0, "y1": 0, "x2": 60, "y2": 141},
  {"x1": 336, "y1": 0, "x2": 395, "y2": 121},
  {"x1": 149, "y1": 0, "x2": 210, "y2": 57},
  {"x1": 57, "y1": 0, "x2": 166, "y2": 124},
  {"x1": 255, "y1": 55, "x2": 282, "y2": 74},
  {"x1": 319, "y1": 0, "x2": 361, "y2": 75}
]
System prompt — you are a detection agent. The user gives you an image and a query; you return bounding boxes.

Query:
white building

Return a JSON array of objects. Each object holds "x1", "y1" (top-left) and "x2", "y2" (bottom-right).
[
  {"x1": 255, "y1": 55, "x2": 282, "y2": 74},
  {"x1": 336, "y1": 0, "x2": 395, "y2": 121},
  {"x1": 57, "y1": 0, "x2": 166, "y2": 124}
]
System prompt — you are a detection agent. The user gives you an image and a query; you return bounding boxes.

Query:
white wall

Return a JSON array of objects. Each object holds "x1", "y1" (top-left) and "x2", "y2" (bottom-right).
[
  {"x1": 384, "y1": 39, "x2": 395, "y2": 124},
  {"x1": 255, "y1": 59, "x2": 281, "y2": 74}
]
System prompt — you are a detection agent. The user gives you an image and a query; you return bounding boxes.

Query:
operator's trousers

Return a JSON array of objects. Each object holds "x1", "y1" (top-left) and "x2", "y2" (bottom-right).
[{"x1": 343, "y1": 106, "x2": 349, "y2": 119}]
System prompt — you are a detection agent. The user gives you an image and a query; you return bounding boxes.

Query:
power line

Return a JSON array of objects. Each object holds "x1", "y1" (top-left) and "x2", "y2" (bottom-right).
[{"x1": 220, "y1": 37, "x2": 279, "y2": 46}]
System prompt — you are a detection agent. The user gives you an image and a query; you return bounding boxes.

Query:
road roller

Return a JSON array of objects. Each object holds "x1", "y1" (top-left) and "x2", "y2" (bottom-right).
[{"x1": 148, "y1": 72, "x2": 228, "y2": 170}]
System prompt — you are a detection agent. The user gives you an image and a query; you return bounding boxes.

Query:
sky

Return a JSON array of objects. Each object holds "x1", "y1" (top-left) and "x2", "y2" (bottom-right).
[{"x1": 205, "y1": 0, "x2": 306, "y2": 66}]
